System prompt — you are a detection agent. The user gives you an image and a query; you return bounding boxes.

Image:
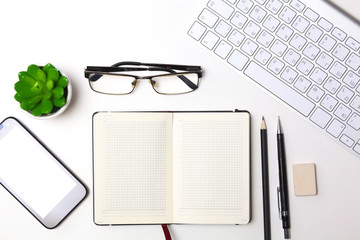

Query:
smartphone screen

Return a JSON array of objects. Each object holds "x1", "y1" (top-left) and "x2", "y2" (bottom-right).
[{"x1": 0, "y1": 117, "x2": 87, "y2": 228}]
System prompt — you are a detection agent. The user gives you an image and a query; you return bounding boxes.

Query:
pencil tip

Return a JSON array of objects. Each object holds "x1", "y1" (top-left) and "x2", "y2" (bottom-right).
[
  {"x1": 277, "y1": 116, "x2": 283, "y2": 134},
  {"x1": 261, "y1": 117, "x2": 267, "y2": 129}
]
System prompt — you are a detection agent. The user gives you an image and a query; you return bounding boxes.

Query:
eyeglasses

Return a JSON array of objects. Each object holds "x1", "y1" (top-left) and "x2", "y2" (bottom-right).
[{"x1": 84, "y1": 61, "x2": 202, "y2": 95}]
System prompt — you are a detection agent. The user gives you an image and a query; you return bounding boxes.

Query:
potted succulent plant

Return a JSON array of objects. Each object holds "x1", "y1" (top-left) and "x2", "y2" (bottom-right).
[{"x1": 14, "y1": 63, "x2": 72, "y2": 118}]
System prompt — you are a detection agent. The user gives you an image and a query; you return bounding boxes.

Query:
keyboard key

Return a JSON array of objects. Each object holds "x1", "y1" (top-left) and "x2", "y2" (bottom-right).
[
  {"x1": 316, "y1": 52, "x2": 334, "y2": 70},
  {"x1": 279, "y1": 6, "x2": 296, "y2": 24},
  {"x1": 350, "y1": 95, "x2": 360, "y2": 112},
  {"x1": 319, "y1": 34, "x2": 336, "y2": 51},
  {"x1": 340, "y1": 134, "x2": 355, "y2": 147},
  {"x1": 318, "y1": 17, "x2": 333, "y2": 32},
  {"x1": 327, "y1": 119, "x2": 345, "y2": 138},
  {"x1": 303, "y1": 42, "x2": 320, "y2": 60},
  {"x1": 250, "y1": 5, "x2": 267, "y2": 23},
  {"x1": 255, "y1": 48, "x2": 272, "y2": 65},
  {"x1": 268, "y1": 57, "x2": 285, "y2": 74},
  {"x1": 292, "y1": 16, "x2": 310, "y2": 33},
  {"x1": 277, "y1": 24, "x2": 294, "y2": 42},
  {"x1": 270, "y1": 39, "x2": 287, "y2": 57},
  {"x1": 201, "y1": 31, "x2": 220, "y2": 49},
  {"x1": 199, "y1": 8, "x2": 219, "y2": 28},
  {"x1": 332, "y1": 44, "x2": 350, "y2": 61},
  {"x1": 208, "y1": 0, "x2": 234, "y2": 19},
  {"x1": 294, "y1": 76, "x2": 312, "y2": 93},
  {"x1": 281, "y1": 66, "x2": 298, "y2": 83},
  {"x1": 305, "y1": 25, "x2": 323, "y2": 42},
  {"x1": 284, "y1": 48, "x2": 301, "y2": 66},
  {"x1": 257, "y1": 30, "x2": 275, "y2": 47},
  {"x1": 329, "y1": 61, "x2": 347, "y2": 79},
  {"x1": 215, "y1": 40, "x2": 233, "y2": 58},
  {"x1": 244, "y1": 62, "x2": 315, "y2": 116},
  {"x1": 308, "y1": 85, "x2": 325, "y2": 102},
  {"x1": 310, "y1": 107, "x2": 332, "y2": 128},
  {"x1": 263, "y1": 15, "x2": 280, "y2": 32},
  {"x1": 331, "y1": 27, "x2": 347, "y2": 41},
  {"x1": 345, "y1": 37, "x2": 360, "y2": 51},
  {"x1": 348, "y1": 113, "x2": 360, "y2": 130},
  {"x1": 215, "y1": 20, "x2": 232, "y2": 37},
  {"x1": 335, "y1": 103, "x2": 352, "y2": 121},
  {"x1": 244, "y1": 21, "x2": 261, "y2": 38},
  {"x1": 241, "y1": 39, "x2": 258, "y2": 55},
  {"x1": 297, "y1": 58, "x2": 314, "y2": 75},
  {"x1": 337, "y1": 86, "x2": 354, "y2": 103},
  {"x1": 266, "y1": 0, "x2": 283, "y2": 14},
  {"x1": 346, "y1": 53, "x2": 360, "y2": 71},
  {"x1": 321, "y1": 94, "x2": 338, "y2": 112},
  {"x1": 354, "y1": 143, "x2": 360, "y2": 154},
  {"x1": 310, "y1": 67, "x2": 327, "y2": 85},
  {"x1": 324, "y1": 77, "x2": 341, "y2": 94},
  {"x1": 348, "y1": 113, "x2": 360, "y2": 131},
  {"x1": 290, "y1": 0, "x2": 305, "y2": 12},
  {"x1": 188, "y1": 22, "x2": 207, "y2": 40},
  {"x1": 228, "y1": 50, "x2": 249, "y2": 70},
  {"x1": 228, "y1": 29, "x2": 245, "y2": 46},
  {"x1": 304, "y1": 8, "x2": 319, "y2": 22},
  {"x1": 343, "y1": 71, "x2": 360, "y2": 88},
  {"x1": 290, "y1": 33, "x2": 307, "y2": 50},
  {"x1": 231, "y1": 12, "x2": 248, "y2": 29},
  {"x1": 236, "y1": 0, "x2": 254, "y2": 14}
]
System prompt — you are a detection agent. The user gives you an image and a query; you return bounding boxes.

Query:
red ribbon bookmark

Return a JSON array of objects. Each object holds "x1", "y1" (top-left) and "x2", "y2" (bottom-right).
[{"x1": 161, "y1": 224, "x2": 172, "y2": 240}]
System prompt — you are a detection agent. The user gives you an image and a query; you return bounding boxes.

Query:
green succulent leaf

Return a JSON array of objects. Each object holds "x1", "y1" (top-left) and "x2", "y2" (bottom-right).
[
  {"x1": 46, "y1": 80, "x2": 54, "y2": 91},
  {"x1": 14, "y1": 93, "x2": 24, "y2": 103},
  {"x1": 52, "y1": 87, "x2": 64, "y2": 99},
  {"x1": 32, "y1": 103, "x2": 43, "y2": 116},
  {"x1": 43, "y1": 91, "x2": 52, "y2": 100},
  {"x1": 17, "y1": 89, "x2": 37, "y2": 99},
  {"x1": 14, "y1": 81, "x2": 29, "y2": 92},
  {"x1": 40, "y1": 99, "x2": 53, "y2": 114},
  {"x1": 20, "y1": 101, "x2": 36, "y2": 111},
  {"x1": 57, "y1": 76, "x2": 68, "y2": 88},
  {"x1": 47, "y1": 68, "x2": 60, "y2": 82},
  {"x1": 27, "y1": 95, "x2": 42, "y2": 105},
  {"x1": 42, "y1": 63, "x2": 54, "y2": 74},
  {"x1": 53, "y1": 97, "x2": 66, "y2": 107},
  {"x1": 18, "y1": 72, "x2": 36, "y2": 86},
  {"x1": 27, "y1": 64, "x2": 41, "y2": 79},
  {"x1": 36, "y1": 69, "x2": 46, "y2": 83}
]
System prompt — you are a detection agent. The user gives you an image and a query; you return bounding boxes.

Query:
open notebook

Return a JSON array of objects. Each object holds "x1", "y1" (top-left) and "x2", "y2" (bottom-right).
[{"x1": 93, "y1": 111, "x2": 251, "y2": 225}]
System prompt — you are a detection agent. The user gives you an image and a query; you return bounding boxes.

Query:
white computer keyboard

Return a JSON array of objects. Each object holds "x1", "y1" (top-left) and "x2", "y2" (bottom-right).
[{"x1": 188, "y1": 0, "x2": 360, "y2": 158}]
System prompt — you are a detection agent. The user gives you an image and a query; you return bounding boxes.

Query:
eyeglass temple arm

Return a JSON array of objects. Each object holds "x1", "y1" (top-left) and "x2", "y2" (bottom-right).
[{"x1": 113, "y1": 61, "x2": 202, "y2": 72}]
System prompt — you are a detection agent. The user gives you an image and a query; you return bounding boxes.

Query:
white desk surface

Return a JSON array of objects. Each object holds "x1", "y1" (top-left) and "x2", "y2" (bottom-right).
[{"x1": 0, "y1": 0, "x2": 359, "y2": 239}]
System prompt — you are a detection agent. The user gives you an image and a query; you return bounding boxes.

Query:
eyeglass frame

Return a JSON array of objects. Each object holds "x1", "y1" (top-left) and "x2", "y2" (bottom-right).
[{"x1": 84, "y1": 61, "x2": 203, "y2": 95}]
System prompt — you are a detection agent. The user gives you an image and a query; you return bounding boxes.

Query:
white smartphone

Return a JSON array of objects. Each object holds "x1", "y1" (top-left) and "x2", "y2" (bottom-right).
[{"x1": 0, "y1": 117, "x2": 87, "y2": 229}]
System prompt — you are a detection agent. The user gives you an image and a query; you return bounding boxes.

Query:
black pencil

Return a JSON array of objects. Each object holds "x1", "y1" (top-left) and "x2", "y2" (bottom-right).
[{"x1": 261, "y1": 117, "x2": 271, "y2": 240}]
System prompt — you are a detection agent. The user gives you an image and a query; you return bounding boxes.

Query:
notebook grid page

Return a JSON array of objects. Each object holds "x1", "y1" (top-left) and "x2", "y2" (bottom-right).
[
  {"x1": 172, "y1": 113, "x2": 249, "y2": 223},
  {"x1": 97, "y1": 117, "x2": 169, "y2": 217}
]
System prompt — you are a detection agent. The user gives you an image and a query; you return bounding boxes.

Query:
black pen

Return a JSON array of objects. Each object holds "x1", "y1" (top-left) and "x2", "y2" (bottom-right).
[
  {"x1": 277, "y1": 117, "x2": 290, "y2": 239},
  {"x1": 260, "y1": 117, "x2": 271, "y2": 240}
]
